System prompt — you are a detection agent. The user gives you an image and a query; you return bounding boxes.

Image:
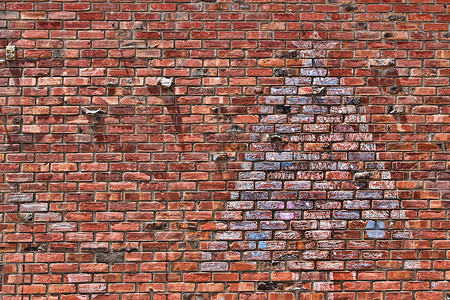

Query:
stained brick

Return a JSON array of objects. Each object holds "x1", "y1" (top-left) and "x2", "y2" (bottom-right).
[{"x1": 0, "y1": 1, "x2": 448, "y2": 298}]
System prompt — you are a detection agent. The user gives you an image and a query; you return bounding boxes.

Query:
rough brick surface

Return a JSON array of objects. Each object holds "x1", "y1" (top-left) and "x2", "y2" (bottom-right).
[{"x1": 0, "y1": 0, "x2": 449, "y2": 299}]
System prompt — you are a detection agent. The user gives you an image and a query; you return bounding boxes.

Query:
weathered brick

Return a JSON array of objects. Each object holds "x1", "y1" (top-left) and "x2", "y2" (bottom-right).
[{"x1": 0, "y1": 1, "x2": 448, "y2": 298}]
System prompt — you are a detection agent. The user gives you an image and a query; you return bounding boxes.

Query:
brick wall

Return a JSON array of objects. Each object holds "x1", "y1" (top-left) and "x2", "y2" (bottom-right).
[{"x1": 1, "y1": 0, "x2": 449, "y2": 299}]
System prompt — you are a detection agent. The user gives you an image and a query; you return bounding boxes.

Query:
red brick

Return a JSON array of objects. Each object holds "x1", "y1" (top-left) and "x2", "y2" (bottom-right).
[{"x1": 1, "y1": 2, "x2": 449, "y2": 299}]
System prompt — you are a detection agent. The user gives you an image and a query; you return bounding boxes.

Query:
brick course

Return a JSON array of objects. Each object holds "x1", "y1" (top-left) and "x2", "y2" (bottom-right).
[{"x1": 0, "y1": 0, "x2": 449, "y2": 299}]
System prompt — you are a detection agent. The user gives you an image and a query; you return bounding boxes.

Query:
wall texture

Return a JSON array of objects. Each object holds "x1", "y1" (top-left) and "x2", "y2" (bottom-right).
[{"x1": 1, "y1": 0, "x2": 450, "y2": 299}]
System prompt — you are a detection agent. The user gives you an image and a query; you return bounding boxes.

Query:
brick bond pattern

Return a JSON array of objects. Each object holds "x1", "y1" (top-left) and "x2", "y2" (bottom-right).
[{"x1": 0, "y1": 0, "x2": 449, "y2": 299}]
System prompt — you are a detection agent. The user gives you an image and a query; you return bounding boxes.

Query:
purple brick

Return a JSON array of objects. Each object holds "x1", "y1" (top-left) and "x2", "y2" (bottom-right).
[
  {"x1": 260, "y1": 115, "x2": 287, "y2": 123},
  {"x1": 258, "y1": 241, "x2": 286, "y2": 250},
  {"x1": 202, "y1": 242, "x2": 227, "y2": 251},
  {"x1": 303, "y1": 250, "x2": 329, "y2": 260},
  {"x1": 216, "y1": 231, "x2": 242, "y2": 240},
  {"x1": 282, "y1": 162, "x2": 309, "y2": 170},
  {"x1": 243, "y1": 251, "x2": 271, "y2": 261},
  {"x1": 356, "y1": 191, "x2": 383, "y2": 200},
  {"x1": 245, "y1": 231, "x2": 272, "y2": 240},
  {"x1": 200, "y1": 262, "x2": 228, "y2": 271},
  {"x1": 288, "y1": 115, "x2": 315, "y2": 123},
  {"x1": 286, "y1": 201, "x2": 314, "y2": 210},
  {"x1": 287, "y1": 261, "x2": 315, "y2": 270},
  {"x1": 301, "y1": 68, "x2": 327, "y2": 76},
  {"x1": 239, "y1": 172, "x2": 266, "y2": 180},
  {"x1": 294, "y1": 153, "x2": 321, "y2": 160},
  {"x1": 261, "y1": 221, "x2": 287, "y2": 230},
  {"x1": 257, "y1": 201, "x2": 284, "y2": 210},
  {"x1": 233, "y1": 182, "x2": 255, "y2": 190},
  {"x1": 330, "y1": 106, "x2": 357, "y2": 114},
  {"x1": 245, "y1": 211, "x2": 272, "y2": 220},
  {"x1": 255, "y1": 162, "x2": 281, "y2": 171},
  {"x1": 255, "y1": 181, "x2": 282, "y2": 190},
  {"x1": 327, "y1": 87, "x2": 353, "y2": 95},
  {"x1": 304, "y1": 211, "x2": 331, "y2": 220},
  {"x1": 260, "y1": 96, "x2": 284, "y2": 104},
  {"x1": 343, "y1": 200, "x2": 370, "y2": 209},
  {"x1": 304, "y1": 230, "x2": 332, "y2": 240},
  {"x1": 302, "y1": 105, "x2": 329, "y2": 114},
  {"x1": 315, "y1": 201, "x2": 341, "y2": 210},
  {"x1": 267, "y1": 171, "x2": 295, "y2": 181},
  {"x1": 230, "y1": 221, "x2": 258, "y2": 231},
  {"x1": 362, "y1": 210, "x2": 390, "y2": 219},
  {"x1": 297, "y1": 171, "x2": 324, "y2": 180},
  {"x1": 227, "y1": 201, "x2": 254, "y2": 210},
  {"x1": 313, "y1": 77, "x2": 339, "y2": 85},
  {"x1": 347, "y1": 261, "x2": 374, "y2": 270},
  {"x1": 313, "y1": 181, "x2": 340, "y2": 190},
  {"x1": 333, "y1": 211, "x2": 360, "y2": 219},
  {"x1": 348, "y1": 152, "x2": 375, "y2": 160},
  {"x1": 320, "y1": 221, "x2": 347, "y2": 230},
  {"x1": 318, "y1": 241, "x2": 345, "y2": 250},
  {"x1": 328, "y1": 191, "x2": 354, "y2": 200},
  {"x1": 250, "y1": 125, "x2": 274, "y2": 133},
  {"x1": 274, "y1": 231, "x2": 302, "y2": 240},
  {"x1": 266, "y1": 152, "x2": 294, "y2": 161},
  {"x1": 291, "y1": 221, "x2": 318, "y2": 230},
  {"x1": 373, "y1": 200, "x2": 399, "y2": 209},
  {"x1": 274, "y1": 211, "x2": 302, "y2": 220},
  {"x1": 298, "y1": 191, "x2": 327, "y2": 200},
  {"x1": 286, "y1": 96, "x2": 313, "y2": 105},
  {"x1": 275, "y1": 124, "x2": 303, "y2": 133},
  {"x1": 271, "y1": 86, "x2": 297, "y2": 95},
  {"x1": 285, "y1": 77, "x2": 312, "y2": 85},
  {"x1": 285, "y1": 181, "x2": 312, "y2": 190},
  {"x1": 241, "y1": 191, "x2": 269, "y2": 201}
]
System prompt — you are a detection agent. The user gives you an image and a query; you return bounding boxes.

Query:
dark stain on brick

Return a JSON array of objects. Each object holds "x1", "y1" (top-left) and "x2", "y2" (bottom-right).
[
  {"x1": 276, "y1": 253, "x2": 299, "y2": 260},
  {"x1": 145, "y1": 222, "x2": 168, "y2": 231},
  {"x1": 183, "y1": 294, "x2": 208, "y2": 300},
  {"x1": 388, "y1": 15, "x2": 406, "y2": 21},
  {"x1": 52, "y1": 49, "x2": 63, "y2": 58},
  {"x1": 12, "y1": 116, "x2": 22, "y2": 124},
  {"x1": 257, "y1": 282, "x2": 277, "y2": 290},
  {"x1": 189, "y1": 241, "x2": 199, "y2": 249},
  {"x1": 119, "y1": 246, "x2": 138, "y2": 252},
  {"x1": 342, "y1": 4, "x2": 357, "y2": 12},
  {"x1": 212, "y1": 153, "x2": 230, "y2": 161},
  {"x1": 274, "y1": 68, "x2": 296, "y2": 77},
  {"x1": 226, "y1": 125, "x2": 245, "y2": 133},
  {"x1": 350, "y1": 23, "x2": 367, "y2": 30},
  {"x1": 354, "y1": 172, "x2": 373, "y2": 180},
  {"x1": 18, "y1": 213, "x2": 33, "y2": 222},
  {"x1": 313, "y1": 86, "x2": 326, "y2": 95},
  {"x1": 276, "y1": 105, "x2": 291, "y2": 114},
  {"x1": 389, "y1": 87, "x2": 399, "y2": 94},
  {"x1": 95, "y1": 252, "x2": 125, "y2": 264},
  {"x1": 275, "y1": 50, "x2": 299, "y2": 58},
  {"x1": 354, "y1": 181, "x2": 368, "y2": 189},
  {"x1": 192, "y1": 69, "x2": 209, "y2": 76},
  {"x1": 23, "y1": 243, "x2": 47, "y2": 252},
  {"x1": 347, "y1": 97, "x2": 361, "y2": 105},
  {"x1": 268, "y1": 134, "x2": 284, "y2": 143}
]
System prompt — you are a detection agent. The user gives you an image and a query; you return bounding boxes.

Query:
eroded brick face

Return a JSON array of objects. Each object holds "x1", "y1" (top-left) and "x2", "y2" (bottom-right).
[{"x1": 0, "y1": 0, "x2": 449, "y2": 299}]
